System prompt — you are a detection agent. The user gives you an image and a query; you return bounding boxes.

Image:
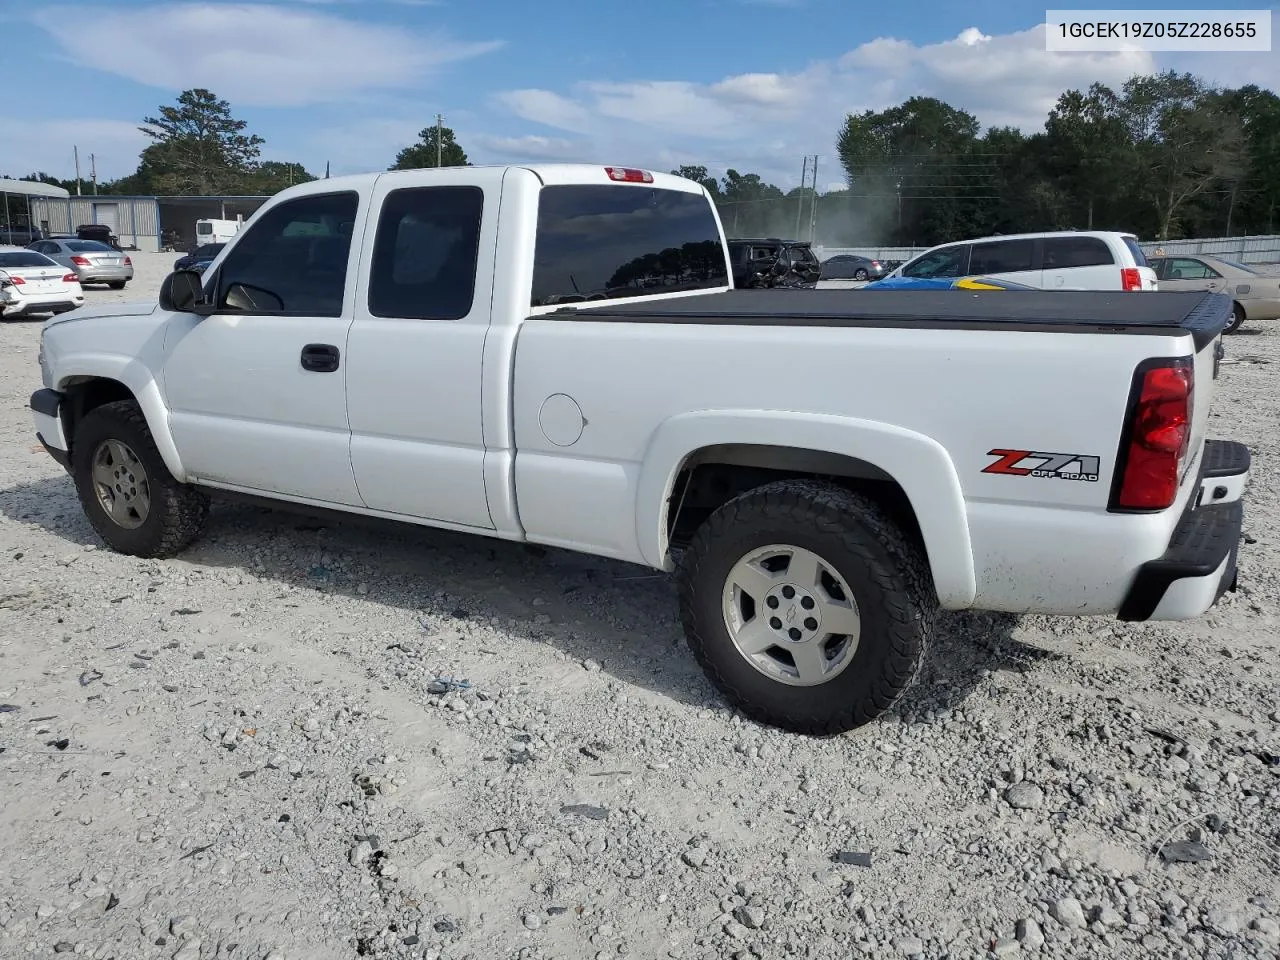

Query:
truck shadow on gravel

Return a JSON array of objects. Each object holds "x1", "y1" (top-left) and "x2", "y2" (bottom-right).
[{"x1": 2, "y1": 476, "x2": 1056, "y2": 724}]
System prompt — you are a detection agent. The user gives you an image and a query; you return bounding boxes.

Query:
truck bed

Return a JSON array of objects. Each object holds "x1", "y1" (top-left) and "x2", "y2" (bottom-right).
[{"x1": 551, "y1": 289, "x2": 1232, "y2": 350}]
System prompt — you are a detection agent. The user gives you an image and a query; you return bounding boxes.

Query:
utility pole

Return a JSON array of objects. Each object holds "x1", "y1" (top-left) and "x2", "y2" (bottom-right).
[
  {"x1": 90, "y1": 153, "x2": 98, "y2": 195},
  {"x1": 807, "y1": 156, "x2": 819, "y2": 244},
  {"x1": 794, "y1": 156, "x2": 809, "y2": 238},
  {"x1": 436, "y1": 113, "x2": 443, "y2": 167},
  {"x1": 73, "y1": 146, "x2": 82, "y2": 196}
]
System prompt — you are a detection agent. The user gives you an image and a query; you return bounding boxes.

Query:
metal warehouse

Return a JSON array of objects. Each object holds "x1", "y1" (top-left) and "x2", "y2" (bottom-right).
[{"x1": 29, "y1": 195, "x2": 270, "y2": 253}]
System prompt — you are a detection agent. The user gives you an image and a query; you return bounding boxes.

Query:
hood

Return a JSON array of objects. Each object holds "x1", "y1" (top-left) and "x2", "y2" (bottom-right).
[{"x1": 43, "y1": 299, "x2": 158, "y2": 330}]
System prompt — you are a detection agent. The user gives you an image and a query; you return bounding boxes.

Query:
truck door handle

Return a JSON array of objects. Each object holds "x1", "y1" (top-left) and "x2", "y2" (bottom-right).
[{"x1": 300, "y1": 343, "x2": 340, "y2": 373}]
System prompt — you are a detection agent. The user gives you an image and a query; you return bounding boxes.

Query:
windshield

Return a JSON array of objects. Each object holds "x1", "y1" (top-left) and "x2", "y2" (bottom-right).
[
  {"x1": 1216, "y1": 258, "x2": 1259, "y2": 274},
  {"x1": 0, "y1": 251, "x2": 57, "y2": 268}
]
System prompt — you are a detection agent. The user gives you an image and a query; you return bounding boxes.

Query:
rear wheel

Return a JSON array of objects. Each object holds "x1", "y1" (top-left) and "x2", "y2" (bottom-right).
[
  {"x1": 854, "y1": 268, "x2": 869, "y2": 281},
  {"x1": 108, "y1": 281, "x2": 127, "y2": 290},
  {"x1": 678, "y1": 479, "x2": 937, "y2": 735},
  {"x1": 71, "y1": 400, "x2": 208, "y2": 558},
  {"x1": 1225, "y1": 302, "x2": 1246, "y2": 334}
]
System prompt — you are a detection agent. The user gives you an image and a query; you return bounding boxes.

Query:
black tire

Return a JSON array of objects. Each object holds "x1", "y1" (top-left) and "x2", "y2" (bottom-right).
[
  {"x1": 1225, "y1": 302, "x2": 1245, "y2": 334},
  {"x1": 678, "y1": 479, "x2": 937, "y2": 735},
  {"x1": 108, "y1": 281, "x2": 127, "y2": 290},
  {"x1": 854, "y1": 268, "x2": 869, "y2": 281},
  {"x1": 71, "y1": 400, "x2": 209, "y2": 558}
]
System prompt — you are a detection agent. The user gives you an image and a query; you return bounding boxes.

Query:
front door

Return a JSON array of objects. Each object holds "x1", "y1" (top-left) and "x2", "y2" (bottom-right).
[
  {"x1": 344, "y1": 169, "x2": 501, "y2": 528},
  {"x1": 161, "y1": 188, "x2": 368, "y2": 506}
]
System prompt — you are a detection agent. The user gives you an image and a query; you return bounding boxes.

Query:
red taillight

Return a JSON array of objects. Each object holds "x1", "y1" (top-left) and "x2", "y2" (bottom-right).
[
  {"x1": 8, "y1": 276, "x2": 24, "y2": 285},
  {"x1": 70, "y1": 256, "x2": 91, "y2": 266},
  {"x1": 871, "y1": 260, "x2": 881, "y2": 267},
  {"x1": 1121, "y1": 267, "x2": 1142, "y2": 291},
  {"x1": 1114, "y1": 361, "x2": 1193, "y2": 511},
  {"x1": 605, "y1": 166, "x2": 654, "y2": 183},
  {"x1": 63, "y1": 273, "x2": 78, "y2": 283},
  {"x1": 124, "y1": 256, "x2": 132, "y2": 266}
]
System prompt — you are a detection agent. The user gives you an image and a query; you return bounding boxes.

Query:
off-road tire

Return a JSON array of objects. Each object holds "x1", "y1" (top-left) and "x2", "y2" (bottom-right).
[
  {"x1": 678, "y1": 479, "x2": 938, "y2": 735},
  {"x1": 71, "y1": 400, "x2": 209, "y2": 558},
  {"x1": 1226, "y1": 302, "x2": 1246, "y2": 334}
]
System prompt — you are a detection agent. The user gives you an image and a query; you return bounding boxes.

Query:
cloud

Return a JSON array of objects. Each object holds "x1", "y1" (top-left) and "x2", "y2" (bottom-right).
[
  {"x1": 31, "y1": 3, "x2": 502, "y2": 107},
  {"x1": 470, "y1": 134, "x2": 586, "y2": 162},
  {"x1": 0, "y1": 119, "x2": 150, "y2": 183},
  {"x1": 491, "y1": 23, "x2": 1161, "y2": 186}
]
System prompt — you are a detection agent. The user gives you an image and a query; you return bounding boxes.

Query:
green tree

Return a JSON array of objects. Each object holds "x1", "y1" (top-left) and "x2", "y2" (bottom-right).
[
  {"x1": 718, "y1": 169, "x2": 785, "y2": 235},
  {"x1": 1117, "y1": 71, "x2": 1245, "y2": 240},
  {"x1": 669, "y1": 165, "x2": 723, "y2": 200},
  {"x1": 138, "y1": 88, "x2": 264, "y2": 195},
  {"x1": 390, "y1": 124, "x2": 469, "y2": 169},
  {"x1": 1043, "y1": 85, "x2": 1134, "y2": 230},
  {"x1": 246, "y1": 161, "x2": 316, "y2": 195},
  {"x1": 1217, "y1": 84, "x2": 1280, "y2": 233}
]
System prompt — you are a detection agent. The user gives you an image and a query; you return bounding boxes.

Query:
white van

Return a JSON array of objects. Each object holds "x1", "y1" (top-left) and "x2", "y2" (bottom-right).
[
  {"x1": 194, "y1": 217, "x2": 244, "y2": 245},
  {"x1": 888, "y1": 231, "x2": 1159, "y2": 291}
]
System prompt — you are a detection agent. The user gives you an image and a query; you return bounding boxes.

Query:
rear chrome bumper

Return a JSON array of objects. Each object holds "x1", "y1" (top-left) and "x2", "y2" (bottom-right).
[
  {"x1": 1118, "y1": 439, "x2": 1249, "y2": 622},
  {"x1": 30, "y1": 388, "x2": 71, "y2": 473}
]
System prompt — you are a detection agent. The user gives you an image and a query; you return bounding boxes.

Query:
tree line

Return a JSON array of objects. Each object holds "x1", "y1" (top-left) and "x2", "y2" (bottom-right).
[{"x1": 11, "y1": 72, "x2": 1280, "y2": 247}]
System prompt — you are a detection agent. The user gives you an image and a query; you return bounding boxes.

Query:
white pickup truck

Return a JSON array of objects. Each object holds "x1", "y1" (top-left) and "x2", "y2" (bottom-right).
[{"x1": 30, "y1": 164, "x2": 1251, "y2": 734}]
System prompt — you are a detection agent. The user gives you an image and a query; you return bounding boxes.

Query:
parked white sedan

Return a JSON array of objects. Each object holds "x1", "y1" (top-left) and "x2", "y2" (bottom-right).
[{"x1": 0, "y1": 246, "x2": 86, "y2": 319}]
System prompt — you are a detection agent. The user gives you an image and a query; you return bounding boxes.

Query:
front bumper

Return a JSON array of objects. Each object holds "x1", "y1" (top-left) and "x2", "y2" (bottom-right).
[
  {"x1": 30, "y1": 388, "x2": 71, "y2": 472},
  {"x1": 1117, "y1": 439, "x2": 1250, "y2": 621}
]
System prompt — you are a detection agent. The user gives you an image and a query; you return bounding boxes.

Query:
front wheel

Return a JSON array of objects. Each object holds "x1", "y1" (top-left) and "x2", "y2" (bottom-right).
[
  {"x1": 677, "y1": 479, "x2": 938, "y2": 735},
  {"x1": 71, "y1": 400, "x2": 209, "y2": 558},
  {"x1": 1225, "y1": 302, "x2": 1246, "y2": 334}
]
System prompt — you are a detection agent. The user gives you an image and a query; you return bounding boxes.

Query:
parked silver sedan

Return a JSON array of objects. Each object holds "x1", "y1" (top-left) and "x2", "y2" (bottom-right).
[{"x1": 27, "y1": 238, "x2": 133, "y2": 289}]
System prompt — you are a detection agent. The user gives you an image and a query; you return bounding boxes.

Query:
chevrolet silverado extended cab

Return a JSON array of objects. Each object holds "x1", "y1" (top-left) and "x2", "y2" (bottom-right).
[{"x1": 31, "y1": 164, "x2": 1250, "y2": 735}]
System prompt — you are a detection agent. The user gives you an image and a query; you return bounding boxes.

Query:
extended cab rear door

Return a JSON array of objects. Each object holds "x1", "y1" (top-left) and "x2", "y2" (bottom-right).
[{"x1": 344, "y1": 167, "x2": 502, "y2": 529}]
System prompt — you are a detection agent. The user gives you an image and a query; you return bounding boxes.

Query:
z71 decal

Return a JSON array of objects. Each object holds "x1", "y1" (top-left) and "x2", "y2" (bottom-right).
[{"x1": 983, "y1": 449, "x2": 1100, "y2": 482}]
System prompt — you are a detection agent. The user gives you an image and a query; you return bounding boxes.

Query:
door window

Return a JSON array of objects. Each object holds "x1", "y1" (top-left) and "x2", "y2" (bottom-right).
[
  {"x1": 1041, "y1": 236, "x2": 1114, "y2": 269},
  {"x1": 368, "y1": 186, "x2": 484, "y2": 321},
  {"x1": 902, "y1": 245, "x2": 969, "y2": 278},
  {"x1": 1166, "y1": 258, "x2": 1220, "y2": 280},
  {"x1": 969, "y1": 239, "x2": 1036, "y2": 274},
  {"x1": 212, "y1": 191, "x2": 359, "y2": 317}
]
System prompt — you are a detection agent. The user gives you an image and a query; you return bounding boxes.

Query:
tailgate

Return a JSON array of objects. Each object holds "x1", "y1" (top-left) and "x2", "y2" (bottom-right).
[{"x1": 12, "y1": 268, "x2": 68, "y2": 293}]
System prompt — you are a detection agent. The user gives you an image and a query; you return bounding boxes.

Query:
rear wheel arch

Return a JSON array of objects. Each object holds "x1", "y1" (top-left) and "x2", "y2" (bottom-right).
[{"x1": 636, "y1": 413, "x2": 977, "y2": 608}]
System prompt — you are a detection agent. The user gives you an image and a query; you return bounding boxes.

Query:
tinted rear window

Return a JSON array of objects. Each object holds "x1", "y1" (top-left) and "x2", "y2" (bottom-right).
[
  {"x1": 1042, "y1": 236, "x2": 1114, "y2": 268},
  {"x1": 196, "y1": 244, "x2": 225, "y2": 258},
  {"x1": 0, "y1": 252, "x2": 57, "y2": 268},
  {"x1": 65, "y1": 240, "x2": 112, "y2": 252},
  {"x1": 531, "y1": 186, "x2": 727, "y2": 307},
  {"x1": 1122, "y1": 237, "x2": 1148, "y2": 267},
  {"x1": 969, "y1": 239, "x2": 1036, "y2": 274},
  {"x1": 368, "y1": 185, "x2": 483, "y2": 321}
]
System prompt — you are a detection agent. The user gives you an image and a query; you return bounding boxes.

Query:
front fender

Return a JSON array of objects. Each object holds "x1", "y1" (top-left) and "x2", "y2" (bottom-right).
[
  {"x1": 634, "y1": 409, "x2": 976, "y2": 609},
  {"x1": 56, "y1": 354, "x2": 187, "y2": 482}
]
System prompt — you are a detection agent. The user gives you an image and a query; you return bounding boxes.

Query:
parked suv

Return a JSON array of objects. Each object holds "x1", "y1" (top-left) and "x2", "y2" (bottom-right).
[
  {"x1": 889, "y1": 231, "x2": 1158, "y2": 291},
  {"x1": 727, "y1": 238, "x2": 820, "y2": 288}
]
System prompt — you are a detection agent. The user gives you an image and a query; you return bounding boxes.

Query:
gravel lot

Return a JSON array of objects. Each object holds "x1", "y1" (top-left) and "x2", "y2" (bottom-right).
[{"x1": 1, "y1": 253, "x2": 1278, "y2": 960}]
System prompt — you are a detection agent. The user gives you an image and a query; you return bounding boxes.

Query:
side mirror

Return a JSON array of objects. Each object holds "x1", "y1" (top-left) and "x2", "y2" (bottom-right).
[{"x1": 159, "y1": 270, "x2": 207, "y2": 313}]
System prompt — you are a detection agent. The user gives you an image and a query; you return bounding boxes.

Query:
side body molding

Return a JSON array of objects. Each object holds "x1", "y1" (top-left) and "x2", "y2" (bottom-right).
[{"x1": 633, "y1": 410, "x2": 977, "y2": 609}]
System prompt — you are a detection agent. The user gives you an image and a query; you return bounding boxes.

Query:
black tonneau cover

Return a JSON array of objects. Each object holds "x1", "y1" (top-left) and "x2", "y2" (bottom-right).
[{"x1": 549, "y1": 289, "x2": 1231, "y2": 351}]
